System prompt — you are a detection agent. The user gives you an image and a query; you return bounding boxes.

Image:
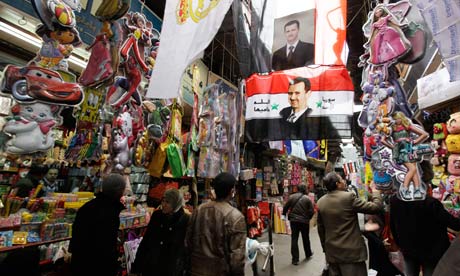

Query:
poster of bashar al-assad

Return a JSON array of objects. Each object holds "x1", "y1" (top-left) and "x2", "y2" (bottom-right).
[{"x1": 272, "y1": 8, "x2": 315, "y2": 71}]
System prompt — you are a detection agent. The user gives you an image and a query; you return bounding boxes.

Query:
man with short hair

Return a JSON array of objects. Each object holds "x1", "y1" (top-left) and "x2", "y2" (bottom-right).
[
  {"x1": 69, "y1": 173, "x2": 127, "y2": 276},
  {"x1": 38, "y1": 167, "x2": 61, "y2": 197},
  {"x1": 283, "y1": 184, "x2": 314, "y2": 265},
  {"x1": 272, "y1": 20, "x2": 315, "y2": 71},
  {"x1": 186, "y1": 172, "x2": 247, "y2": 276},
  {"x1": 317, "y1": 172, "x2": 383, "y2": 276},
  {"x1": 280, "y1": 77, "x2": 312, "y2": 125}
]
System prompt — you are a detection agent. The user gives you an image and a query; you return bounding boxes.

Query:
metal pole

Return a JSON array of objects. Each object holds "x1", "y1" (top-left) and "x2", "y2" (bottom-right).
[{"x1": 269, "y1": 202, "x2": 275, "y2": 275}]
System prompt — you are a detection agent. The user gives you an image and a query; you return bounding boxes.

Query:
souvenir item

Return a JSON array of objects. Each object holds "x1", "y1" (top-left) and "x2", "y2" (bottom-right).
[
  {"x1": 448, "y1": 154, "x2": 460, "y2": 175},
  {"x1": 128, "y1": 103, "x2": 145, "y2": 140},
  {"x1": 95, "y1": 0, "x2": 130, "y2": 21},
  {"x1": 169, "y1": 102, "x2": 183, "y2": 142},
  {"x1": 113, "y1": 108, "x2": 134, "y2": 147},
  {"x1": 144, "y1": 100, "x2": 171, "y2": 141},
  {"x1": 120, "y1": 12, "x2": 154, "y2": 74},
  {"x1": 35, "y1": 24, "x2": 82, "y2": 69},
  {"x1": 446, "y1": 134, "x2": 460, "y2": 153},
  {"x1": 373, "y1": 170, "x2": 393, "y2": 190},
  {"x1": 166, "y1": 141, "x2": 186, "y2": 178},
  {"x1": 106, "y1": 56, "x2": 142, "y2": 108},
  {"x1": 79, "y1": 34, "x2": 114, "y2": 87},
  {"x1": 433, "y1": 123, "x2": 448, "y2": 140},
  {"x1": 148, "y1": 141, "x2": 168, "y2": 177},
  {"x1": 447, "y1": 112, "x2": 460, "y2": 134},
  {"x1": 3, "y1": 102, "x2": 61, "y2": 154},
  {"x1": 32, "y1": 0, "x2": 76, "y2": 31},
  {"x1": 111, "y1": 128, "x2": 131, "y2": 171},
  {"x1": 1, "y1": 65, "x2": 83, "y2": 106},
  {"x1": 133, "y1": 130, "x2": 152, "y2": 168},
  {"x1": 400, "y1": 21, "x2": 427, "y2": 64},
  {"x1": 432, "y1": 164, "x2": 448, "y2": 186},
  {"x1": 366, "y1": 5, "x2": 411, "y2": 66},
  {"x1": 381, "y1": 112, "x2": 430, "y2": 201}
]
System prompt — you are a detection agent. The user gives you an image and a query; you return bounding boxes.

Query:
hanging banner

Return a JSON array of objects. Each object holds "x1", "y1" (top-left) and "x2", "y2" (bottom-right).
[
  {"x1": 245, "y1": 66, "x2": 354, "y2": 142},
  {"x1": 284, "y1": 139, "x2": 327, "y2": 161},
  {"x1": 146, "y1": 0, "x2": 233, "y2": 99},
  {"x1": 232, "y1": 0, "x2": 347, "y2": 78}
]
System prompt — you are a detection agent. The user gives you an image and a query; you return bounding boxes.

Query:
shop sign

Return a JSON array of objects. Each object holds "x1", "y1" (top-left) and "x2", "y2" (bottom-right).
[{"x1": 180, "y1": 59, "x2": 208, "y2": 106}]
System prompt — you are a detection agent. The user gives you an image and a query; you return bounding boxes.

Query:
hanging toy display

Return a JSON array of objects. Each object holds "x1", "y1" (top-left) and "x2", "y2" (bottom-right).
[
  {"x1": 120, "y1": 12, "x2": 156, "y2": 75},
  {"x1": 34, "y1": 24, "x2": 82, "y2": 70},
  {"x1": 3, "y1": 103, "x2": 62, "y2": 155},
  {"x1": 0, "y1": 0, "x2": 83, "y2": 162},
  {"x1": 106, "y1": 56, "x2": 143, "y2": 108},
  {"x1": 358, "y1": 1, "x2": 433, "y2": 201},
  {"x1": 1, "y1": 64, "x2": 83, "y2": 106},
  {"x1": 31, "y1": 0, "x2": 77, "y2": 31}
]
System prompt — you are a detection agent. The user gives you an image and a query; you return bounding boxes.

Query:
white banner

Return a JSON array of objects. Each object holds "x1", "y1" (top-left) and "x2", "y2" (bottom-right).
[{"x1": 146, "y1": 0, "x2": 233, "y2": 99}]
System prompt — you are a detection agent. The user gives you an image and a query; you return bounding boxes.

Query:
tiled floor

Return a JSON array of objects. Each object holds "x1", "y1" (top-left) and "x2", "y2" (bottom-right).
[{"x1": 245, "y1": 225, "x2": 326, "y2": 276}]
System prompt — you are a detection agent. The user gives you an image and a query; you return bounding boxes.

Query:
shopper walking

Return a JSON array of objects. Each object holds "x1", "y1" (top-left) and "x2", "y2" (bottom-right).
[
  {"x1": 282, "y1": 184, "x2": 314, "y2": 265},
  {"x1": 390, "y1": 194, "x2": 460, "y2": 276},
  {"x1": 69, "y1": 173, "x2": 127, "y2": 276},
  {"x1": 185, "y1": 172, "x2": 247, "y2": 276},
  {"x1": 317, "y1": 172, "x2": 383, "y2": 276},
  {"x1": 131, "y1": 188, "x2": 190, "y2": 276}
]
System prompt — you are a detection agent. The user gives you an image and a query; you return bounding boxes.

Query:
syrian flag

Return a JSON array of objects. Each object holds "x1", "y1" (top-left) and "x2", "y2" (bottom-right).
[{"x1": 245, "y1": 65, "x2": 355, "y2": 142}]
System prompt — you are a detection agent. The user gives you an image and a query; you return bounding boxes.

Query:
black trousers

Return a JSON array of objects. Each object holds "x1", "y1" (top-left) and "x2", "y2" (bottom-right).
[{"x1": 290, "y1": 221, "x2": 312, "y2": 262}]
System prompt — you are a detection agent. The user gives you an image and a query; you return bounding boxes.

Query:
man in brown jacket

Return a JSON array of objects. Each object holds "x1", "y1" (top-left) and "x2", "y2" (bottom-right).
[
  {"x1": 186, "y1": 172, "x2": 247, "y2": 276},
  {"x1": 317, "y1": 172, "x2": 383, "y2": 276}
]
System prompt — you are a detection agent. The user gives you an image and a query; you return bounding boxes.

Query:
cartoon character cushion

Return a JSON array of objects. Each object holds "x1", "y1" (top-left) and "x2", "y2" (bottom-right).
[{"x1": 3, "y1": 102, "x2": 61, "y2": 154}]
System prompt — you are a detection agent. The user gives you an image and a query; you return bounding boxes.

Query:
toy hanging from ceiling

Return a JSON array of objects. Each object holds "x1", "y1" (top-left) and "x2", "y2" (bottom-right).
[
  {"x1": 359, "y1": 0, "x2": 434, "y2": 201},
  {"x1": 0, "y1": 0, "x2": 83, "y2": 157}
]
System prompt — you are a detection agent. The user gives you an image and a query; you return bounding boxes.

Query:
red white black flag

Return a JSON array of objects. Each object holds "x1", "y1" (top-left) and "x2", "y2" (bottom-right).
[{"x1": 245, "y1": 66, "x2": 355, "y2": 142}]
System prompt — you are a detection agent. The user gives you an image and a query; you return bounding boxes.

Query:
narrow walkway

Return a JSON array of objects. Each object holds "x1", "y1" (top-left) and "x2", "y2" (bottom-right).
[{"x1": 245, "y1": 225, "x2": 326, "y2": 276}]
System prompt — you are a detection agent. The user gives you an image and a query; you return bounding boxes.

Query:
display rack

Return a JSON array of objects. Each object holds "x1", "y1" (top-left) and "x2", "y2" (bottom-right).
[{"x1": 130, "y1": 166, "x2": 151, "y2": 205}]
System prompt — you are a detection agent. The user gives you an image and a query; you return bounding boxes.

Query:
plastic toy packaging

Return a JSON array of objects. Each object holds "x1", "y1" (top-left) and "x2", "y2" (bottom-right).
[
  {"x1": 0, "y1": 230, "x2": 13, "y2": 247},
  {"x1": 13, "y1": 231, "x2": 28, "y2": 245}
]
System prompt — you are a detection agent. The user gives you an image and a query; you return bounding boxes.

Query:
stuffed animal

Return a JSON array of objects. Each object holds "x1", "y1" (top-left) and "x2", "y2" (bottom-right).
[{"x1": 3, "y1": 102, "x2": 61, "y2": 154}]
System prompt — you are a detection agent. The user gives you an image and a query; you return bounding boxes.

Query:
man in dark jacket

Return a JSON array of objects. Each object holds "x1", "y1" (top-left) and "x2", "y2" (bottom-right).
[
  {"x1": 272, "y1": 20, "x2": 314, "y2": 70},
  {"x1": 390, "y1": 195, "x2": 460, "y2": 276},
  {"x1": 69, "y1": 173, "x2": 126, "y2": 276},
  {"x1": 283, "y1": 184, "x2": 314, "y2": 265},
  {"x1": 186, "y1": 172, "x2": 247, "y2": 276}
]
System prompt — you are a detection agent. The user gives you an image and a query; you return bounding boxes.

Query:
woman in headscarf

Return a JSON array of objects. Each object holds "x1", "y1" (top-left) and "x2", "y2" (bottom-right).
[{"x1": 131, "y1": 188, "x2": 190, "y2": 276}]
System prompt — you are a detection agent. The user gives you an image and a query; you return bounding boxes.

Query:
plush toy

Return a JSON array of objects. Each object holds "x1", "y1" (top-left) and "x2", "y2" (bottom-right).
[
  {"x1": 3, "y1": 102, "x2": 61, "y2": 154},
  {"x1": 433, "y1": 123, "x2": 448, "y2": 140},
  {"x1": 447, "y1": 112, "x2": 460, "y2": 134}
]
